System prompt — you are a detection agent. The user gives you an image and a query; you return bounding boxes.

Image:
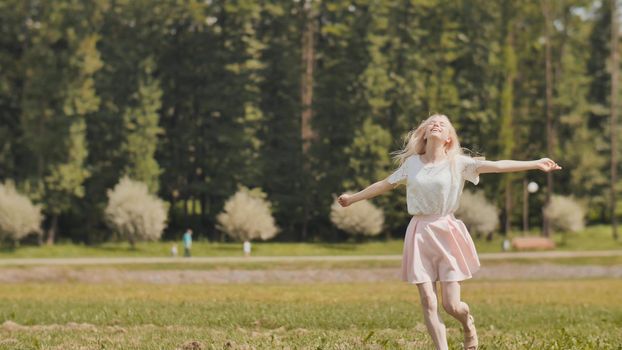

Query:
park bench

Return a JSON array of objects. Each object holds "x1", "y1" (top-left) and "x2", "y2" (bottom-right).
[{"x1": 511, "y1": 236, "x2": 556, "y2": 251}]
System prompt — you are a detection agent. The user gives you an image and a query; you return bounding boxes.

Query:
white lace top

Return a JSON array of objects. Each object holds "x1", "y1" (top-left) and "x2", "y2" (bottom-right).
[{"x1": 387, "y1": 154, "x2": 482, "y2": 216}]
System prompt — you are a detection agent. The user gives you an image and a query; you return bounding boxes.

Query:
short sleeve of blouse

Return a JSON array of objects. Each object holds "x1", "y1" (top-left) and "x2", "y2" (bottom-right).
[
  {"x1": 387, "y1": 160, "x2": 409, "y2": 186},
  {"x1": 460, "y1": 155, "x2": 482, "y2": 185}
]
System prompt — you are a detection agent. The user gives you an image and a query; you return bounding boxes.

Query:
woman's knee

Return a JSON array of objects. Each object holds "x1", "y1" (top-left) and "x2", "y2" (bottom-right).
[
  {"x1": 442, "y1": 299, "x2": 462, "y2": 315},
  {"x1": 419, "y1": 293, "x2": 438, "y2": 313}
]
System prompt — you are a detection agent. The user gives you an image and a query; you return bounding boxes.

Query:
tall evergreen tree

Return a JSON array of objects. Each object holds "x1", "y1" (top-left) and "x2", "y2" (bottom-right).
[
  {"x1": 19, "y1": 2, "x2": 103, "y2": 244},
  {"x1": 609, "y1": 0, "x2": 619, "y2": 239},
  {"x1": 122, "y1": 57, "x2": 163, "y2": 193},
  {"x1": 499, "y1": 0, "x2": 518, "y2": 235},
  {"x1": 256, "y1": 1, "x2": 304, "y2": 241},
  {"x1": 586, "y1": 0, "x2": 615, "y2": 221},
  {"x1": 311, "y1": 0, "x2": 373, "y2": 240}
]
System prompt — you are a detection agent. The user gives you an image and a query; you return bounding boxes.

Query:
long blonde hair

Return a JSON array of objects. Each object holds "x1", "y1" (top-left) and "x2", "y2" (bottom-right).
[{"x1": 392, "y1": 114, "x2": 463, "y2": 178}]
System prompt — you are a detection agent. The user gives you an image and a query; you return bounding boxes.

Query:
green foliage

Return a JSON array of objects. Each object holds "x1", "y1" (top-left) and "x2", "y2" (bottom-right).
[
  {"x1": 44, "y1": 119, "x2": 90, "y2": 215},
  {"x1": 499, "y1": 28, "x2": 516, "y2": 160},
  {"x1": 122, "y1": 57, "x2": 163, "y2": 194},
  {"x1": 254, "y1": 0, "x2": 304, "y2": 239},
  {"x1": 344, "y1": 118, "x2": 392, "y2": 190},
  {"x1": 0, "y1": 0, "x2": 616, "y2": 243},
  {"x1": 16, "y1": 2, "x2": 104, "y2": 239}
]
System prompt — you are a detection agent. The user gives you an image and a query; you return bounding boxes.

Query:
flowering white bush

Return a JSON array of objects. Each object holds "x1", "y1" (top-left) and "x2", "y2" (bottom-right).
[
  {"x1": 217, "y1": 187, "x2": 279, "y2": 243},
  {"x1": 0, "y1": 182, "x2": 43, "y2": 242},
  {"x1": 105, "y1": 177, "x2": 168, "y2": 246},
  {"x1": 544, "y1": 195, "x2": 585, "y2": 232},
  {"x1": 456, "y1": 190, "x2": 499, "y2": 237},
  {"x1": 330, "y1": 195, "x2": 384, "y2": 237}
]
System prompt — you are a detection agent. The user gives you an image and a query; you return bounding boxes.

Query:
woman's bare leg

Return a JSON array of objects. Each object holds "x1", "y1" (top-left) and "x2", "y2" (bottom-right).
[
  {"x1": 416, "y1": 282, "x2": 448, "y2": 350},
  {"x1": 440, "y1": 281, "x2": 477, "y2": 349}
]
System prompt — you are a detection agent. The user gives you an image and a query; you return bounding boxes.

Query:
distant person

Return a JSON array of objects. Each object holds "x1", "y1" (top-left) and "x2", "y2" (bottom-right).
[
  {"x1": 502, "y1": 239, "x2": 511, "y2": 252},
  {"x1": 183, "y1": 229, "x2": 193, "y2": 257},
  {"x1": 243, "y1": 240, "x2": 251, "y2": 257},
  {"x1": 171, "y1": 244, "x2": 178, "y2": 257},
  {"x1": 337, "y1": 114, "x2": 562, "y2": 350}
]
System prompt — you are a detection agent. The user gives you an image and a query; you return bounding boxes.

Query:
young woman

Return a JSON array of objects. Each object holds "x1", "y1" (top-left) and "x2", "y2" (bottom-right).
[{"x1": 337, "y1": 114, "x2": 562, "y2": 350}]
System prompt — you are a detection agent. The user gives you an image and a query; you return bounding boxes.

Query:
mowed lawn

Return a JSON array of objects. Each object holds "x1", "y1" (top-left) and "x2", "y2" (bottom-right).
[
  {"x1": 1, "y1": 225, "x2": 622, "y2": 260},
  {"x1": 0, "y1": 279, "x2": 621, "y2": 349}
]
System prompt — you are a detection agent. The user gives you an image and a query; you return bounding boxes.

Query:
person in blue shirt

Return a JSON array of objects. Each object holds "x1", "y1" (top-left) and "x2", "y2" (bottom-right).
[{"x1": 182, "y1": 229, "x2": 192, "y2": 257}]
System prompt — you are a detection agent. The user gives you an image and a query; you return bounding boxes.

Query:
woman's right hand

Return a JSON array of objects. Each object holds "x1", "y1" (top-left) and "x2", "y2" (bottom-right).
[
  {"x1": 535, "y1": 158, "x2": 562, "y2": 172},
  {"x1": 337, "y1": 194, "x2": 353, "y2": 207}
]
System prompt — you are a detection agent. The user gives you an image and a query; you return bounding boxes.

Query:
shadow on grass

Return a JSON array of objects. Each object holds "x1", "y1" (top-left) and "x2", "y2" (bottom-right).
[
  {"x1": 0, "y1": 246, "x2": 16, "y2": 254},
  {"x1": 209, "y1": 245, "x2": 242, "y2": 252},
  {"x1": 90, "y1": 245, "x2": 142, "y2": 253},
  {"x1": 318, "y1": 244, "x2": 358, "y2": 251}
]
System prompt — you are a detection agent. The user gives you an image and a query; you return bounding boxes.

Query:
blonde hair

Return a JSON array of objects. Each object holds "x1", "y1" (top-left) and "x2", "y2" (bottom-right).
[{"x1": 391, "y1": 114, "x2": 464, "y2": 178}]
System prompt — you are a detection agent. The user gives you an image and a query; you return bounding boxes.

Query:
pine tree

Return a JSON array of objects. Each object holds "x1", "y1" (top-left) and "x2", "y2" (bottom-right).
[
  {"x1": 19, "y1": 2, "x2": 104, "y2": 244},
  {"x1": 122, "y1": 57, "x2": 163, "y2": 193}
]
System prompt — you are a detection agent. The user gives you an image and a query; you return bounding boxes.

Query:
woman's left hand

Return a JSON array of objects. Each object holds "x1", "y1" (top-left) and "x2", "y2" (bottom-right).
[
  {"x1": 535, "y1": 158, "x2": 562, "y2": 172},
  {"x1": 337, "y1": 194, "x2": 353, "y2": 207}
]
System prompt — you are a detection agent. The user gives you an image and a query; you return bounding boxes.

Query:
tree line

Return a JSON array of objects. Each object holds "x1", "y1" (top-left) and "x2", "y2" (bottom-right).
[{"x1": 0, "y1": 0, "x2": 619, "y2": 244}]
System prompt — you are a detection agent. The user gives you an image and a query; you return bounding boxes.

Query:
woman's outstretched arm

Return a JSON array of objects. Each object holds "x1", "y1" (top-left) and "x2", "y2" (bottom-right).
[
  {"x1": 477, "y1": 157, "x2": 562, "y2": 174},
  {"x1": 337, "y1": 179, "x2": 395, "y2": 207}
]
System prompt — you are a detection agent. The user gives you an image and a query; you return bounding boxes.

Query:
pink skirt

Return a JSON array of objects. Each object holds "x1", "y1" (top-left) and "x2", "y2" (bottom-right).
[{"x1": 401, "y1": 213, "x2": 480, "y2": 284}]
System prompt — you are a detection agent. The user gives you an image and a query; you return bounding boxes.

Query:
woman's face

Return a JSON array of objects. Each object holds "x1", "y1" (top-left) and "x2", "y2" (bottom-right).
[{"x1": 424, "y1": 116, "x2": 451, "y2": 143}]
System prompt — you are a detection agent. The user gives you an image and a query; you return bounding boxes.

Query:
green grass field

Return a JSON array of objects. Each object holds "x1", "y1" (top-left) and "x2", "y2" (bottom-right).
[
  {"x1": 1, "y1": 225, "x2": 621, "y2": 259},
  {"x1": 0, "y1": 280, "x2": 621, "y2": 349},
  {"x1": 1, "y1": 225, "x2": 620, "y2": 348}
]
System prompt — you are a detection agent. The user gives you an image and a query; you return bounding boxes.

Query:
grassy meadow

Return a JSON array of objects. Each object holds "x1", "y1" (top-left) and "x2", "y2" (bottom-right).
[
  {"x1": 1, "y1": 225, "x2": 621, "y2": 260},
  {"x1": 1, "y1": 225, "x2": 621, "y2": 349},
  {"x1": 0, "y1": 280, "x2": 621, "y2": 349}
]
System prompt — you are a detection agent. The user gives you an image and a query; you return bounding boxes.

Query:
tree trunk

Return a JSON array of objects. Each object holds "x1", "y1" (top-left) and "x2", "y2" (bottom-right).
[
  {"x1": 500, "y1": 0, "x2": 516, "y2": 238},
  {"x1": 46, "y1": 214, "x2": 58, "y2": 245},
  {"x1": 523, "y1": 178, "x2": 529, "y2": 234},
  {"x1": 301, "y1": 1, "x2": 316, "y2": 155},
  {"x1": 190, "y1": 196, "x2": 195, "y2": 219},
  {"x1": 170, "y1": 196, "x2": 177, "y2": 233},
  {"x1": 611, "y1": 0, "x2": 620, "y2": 240},
  {"x1": 183, "y1": 198, "x2": 189, "y2": 226},
  {"x1": 541, "y1": 0, "x2": 554, "y2": 237},
  {"x1": 200, "y1": 195, "x2": 207, "y2": 240},
  {"x1": 486, "y1": 231, "x2": 494, "y2": 242},
  {"x1": 504, "y1": 181, "x2": 512, "y2": 235},
  {"x1": 300, "y1": 0, "x2": 316, "y2": 241}
]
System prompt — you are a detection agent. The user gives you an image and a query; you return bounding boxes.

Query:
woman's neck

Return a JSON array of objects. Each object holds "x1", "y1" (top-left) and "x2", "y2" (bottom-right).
[{"x1": 422, "y1": 141, "x2": 447, "y2": 162}]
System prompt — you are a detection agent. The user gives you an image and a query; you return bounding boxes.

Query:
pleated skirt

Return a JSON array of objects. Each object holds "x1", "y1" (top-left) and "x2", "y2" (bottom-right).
[{"x1": 401, "y1": 213, "x2": 481, "y2": 284}]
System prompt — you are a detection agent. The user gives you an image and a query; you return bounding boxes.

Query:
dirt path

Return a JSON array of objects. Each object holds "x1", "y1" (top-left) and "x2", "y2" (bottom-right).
[
  {"x1": 0, "y1": 250, "x2": 620, "y2": 284},
  {"x1": 0, "y1": 263, "x2": 620, "y2": 284},
  {"x1": 0, "y1": 249, "x2": 621, "y2": 266}
]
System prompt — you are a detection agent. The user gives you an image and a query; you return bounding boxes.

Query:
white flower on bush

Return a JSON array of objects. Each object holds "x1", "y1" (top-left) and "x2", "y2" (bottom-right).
[
  {"x1": 544, "y1": 195, "x2": 585, "y2": 232},
  {"x1": 0, "y1": 181, "x2": 43, "y2": 242},
  {"x1": 217, "y1": 187, "x2": 279, "y2": 255},
  {"x1": 330, "y1": 194, "x2": 384, "y2": 237},
  {"x1": 105, "y1": 177, "x2": 168, "y2": 246},
  {"x1": 456, "y1": 190, "x2": 499, "y2": 237}
]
